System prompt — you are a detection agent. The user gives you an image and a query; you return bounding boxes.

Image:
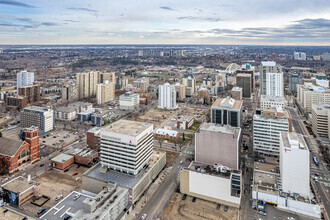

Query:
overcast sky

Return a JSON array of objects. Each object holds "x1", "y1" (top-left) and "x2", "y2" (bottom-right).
[{"x1": 0, "y1": 0, "x2": 330, "y2": 45}]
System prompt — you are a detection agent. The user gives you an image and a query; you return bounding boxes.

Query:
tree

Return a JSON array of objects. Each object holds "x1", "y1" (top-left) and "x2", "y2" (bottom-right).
[
  {"x1": 0, "y1": 131, "x2": 2, "y2": 137},
  {"x1": 182, "y1": 132, "x2": 185, "y2": 142}
]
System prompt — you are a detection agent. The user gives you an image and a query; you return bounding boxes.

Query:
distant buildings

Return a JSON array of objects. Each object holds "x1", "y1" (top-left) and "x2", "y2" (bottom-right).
[
  {"x1": 280, "y1": 132, "x2": 309, "y2": 197},
  {"x1": 116, "y1": 75, "x2": 128, "y2": 89},
  {"x1": 311, "y1": 103, "x2": 330, "y2": 139},
  {"x1": 260, "y1": 61, "x2": 282, "y2": 96},
  {"x1": 0, "y1": 126, "x2": 40, "y2": 173},
  {"x1": 236, "y1": 73, "x2": 252, "y2": 98},
  {"x1": 158, "y1": 83, "x2": 177, "y2": 110},
  {"x1": 260, "y1": 95, "x2": 285, "y2": 110},
  {"x1": 253, "y1": 107, "x2": 292, "y2": 156},
  {"x1": 18, "y1": 84, "x2": 40, "y2": 104},
  {"x1": 133, "y1": 77, "x2": 149, "y2": 93},
  {"x1": 197, "y1": 88, "x2": 208, "y2": 100},
  {"x1": 61, "y1": 83, "x2": 78, "y2": 102},
  {"x1": 119, "y1": 91, "x2": 139, "y2": 110},
  {"x1": 211, "y1": 97, "x2": 243, "y2": 128},
  {"x1": 195, "y1": 123, "x2": 241, "y2": 170},
  {"x1": 20, "y1": 106, "x2": 54, "y2": 135},
  {"x1": 322, "y1": 52, "x2": 330, "y2": 61},
  {"x1": 294, "y1": 51, "x2": 306, "y2": 60},
  {"x1": 17, "y1": 71, "x2": 34, "y2": 93},
  {"x1": 265, "y1": 72, "x2": 284, "y2": 97},
  {"x1": 138, "y1": 50, "x2": 143, "y2": 57},
  {"x1": 288, "y1": 72, "x2": 302, "y2": 94},
  {"x1": 297, "y1": 83, "x2": 330, "y2": 113},
  {"x1": 96, "y1": 81, "x2": 115, "y2": 104},
  {"x1": 100, "y1": 120, "x2": 153, "y2": 175},
  {"x1": 231, "y1": 87, "x2": 242, "y2": 100}
]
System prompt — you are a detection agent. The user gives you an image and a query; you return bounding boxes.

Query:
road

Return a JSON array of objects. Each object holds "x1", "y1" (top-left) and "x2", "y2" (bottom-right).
[{"x1": 135, "y1": 146, "x2": 189, "y2": 220}]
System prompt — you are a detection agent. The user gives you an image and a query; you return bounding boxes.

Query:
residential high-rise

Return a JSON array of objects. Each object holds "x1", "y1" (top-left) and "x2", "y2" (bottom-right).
[
  {"x1": 17, "y1": 71, "x2": 34, "y2": 93},
  {"x1": 280, "y1": 132, "x2": 309, "y2": 197},
  {"x1": 197, "y1": 88, "x2": 208, "y2": 100},
  {"x1": 297, "y1": 83, "x2": 330, "y2": 113},
  {"x1": 260, "y1": 61, "x2": 282, "y2": 95},
  {"x1": 100, "y1": 120, "x2": 153, "y2": 175},
  {"x1": 119, "y1": 92, "x2": 139, "y2": 110},
  {"x1": 6, "y1": 95, "x2": 27, "y2": 109},
  {"x1": 253, "y1": 107, "x2": 292, "y2": 156},
  {"x1": 76, "y1": 71, "x2": 98, "y2": 99},
  {"x1": 289, "y1": 72, "x2": 302, "y2": 94},
  {"x1": 158, "y1": 83, "x2": 177, "y2": 110},
  {"x1": 98, "y1": 71, "x2": 115, "y2": 84},
  {"x1": 174, "y1": 83, "x2": 186, "y2": 101},
  {"x1": 211, "y1": 97, "x2": 243, "y2": 128},
  {"x1": 195, "y1": 123, "x2": 241, "y2": 170},
  {"x1": 311, "y1": 103, "x2": 330, "y2": 139},
  {"x1": 138, "y1": 50, "x2": 143, "y2": 57},
  {"x1": 237, "y1": 63, "x2": 255, "y2": 89},
  {"x1": 18, "y1": 84, "x2": 40, "y2": 104},
  {"x1": 96, "y1": 81, "x2": 115, "y2": 104},
  {"x1": 20, "y1": 106, "x2": 54, "y2": 135},
  {"x1": 294, "y1": 52, "x2": 307, "y2": 61},
  {"x1": 236, "y1": 73, "x2": 252, "y2": 98},
  {"x1": 265, "y1": 72, "x2": 284, "y2": 97},
  {"x1": 182, "y1": 74, "x2": 196, "y2": 97},
  {"x1": 61, "y1": 83, "x2": 78, "y2": 102},
  {"x1": 115, "y1": 75, "x2": 128, "y2": 89}
]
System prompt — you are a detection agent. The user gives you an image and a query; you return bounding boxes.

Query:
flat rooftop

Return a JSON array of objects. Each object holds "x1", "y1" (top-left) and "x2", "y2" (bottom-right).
[
  {"x1": 84, "y1": 151, "x2": 165, "y2": 189},
  {"x1": 211, "y1": 97, "x2": 242, "y2": 110},
  {"x1": 51, "y1": 153, "x2": 74, "y2": 163},
  {"x1": 199, "y1": 123, "x2": 241, "y2": 137},
  {"x1": 186, "y1": 161, "x2": 241, "y2": 179},
  {"x1": 232, "y1": 87, "x2": 242, "y2": 92},
  {"x1": 254, "y1": 162, "x2": 277, "y2": 173},
  {"x1": 252, "y1": 172, "x2": 278, "y2": 196},
  {"x1": 24, "y1": 106, "x2": 51, "y2": 112},
  {"x1": 281, "y1": 132, "x2": 308, "y2": 150},
  {"x1": 178, "y1": 115, "x2": 193, "y2": 122},
  {"x1": 0, "y1": 206, "x2": 37, "y2": 220},
  {"x1": 41, "y1": 191, "x2": 92, "y2": 220},
  {"x1": 2, "y1": 176, "x2": 37, "y2": 193},
  {"x1": 261, "y1": 61, "x2": 276, "y2": 66},
  {"x1": 260, "y1": 95, "x2": 285, "y2": 103},
  {"x1": 102, "y1": 119, "x2": 152, "y2": 136},
  {"x1": 78, "y1": 108, "x2": 96, "y2": 115}
]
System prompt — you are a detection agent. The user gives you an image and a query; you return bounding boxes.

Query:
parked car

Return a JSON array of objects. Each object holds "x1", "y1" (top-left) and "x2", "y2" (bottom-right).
[
  {"x1": 224, "y1": 206, "x2": 228, "y2": 212},
  {"x1": 72, "y1": 172, "x2": 78, "y2": 176},
  {"x1": 141, "y1": 213, "x2": 147, "y2": 220},
  {"x1": 216, "y1": 204, "x2": 221, "y2": 210},
  {"x1": 40, "y1": 164, "x2": 44, "y2": 167},
  {"x1": 73, "y1": 194, "x2": 81, "y2": 201},
  {"x1": 37, "y1": 208, "x2": 46, "y2": 215},
  {"x1": 259, "y1": 210, "x2": 266, "y2": 216},
  {"x1": 75, "y1": 177, "x2": 81, "y2": 181},
  {"x1": 55, "y1": 195, "x2": 63, "y2": 201},
  {"x1": 192, "y1": 197, "x2": 196, "y2": 202},
  {"x1": 182, "y1": 194, "x2": 187, "y2": 200},
  {"x1": 315, "y1": 173, "x2": 320, "y2": 176}
]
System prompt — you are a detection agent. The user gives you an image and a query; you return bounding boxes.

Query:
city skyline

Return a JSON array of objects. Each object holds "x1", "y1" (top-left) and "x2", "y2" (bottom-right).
[{"x1": 0, "y1": 0, "x2": 330, "y2": 45}]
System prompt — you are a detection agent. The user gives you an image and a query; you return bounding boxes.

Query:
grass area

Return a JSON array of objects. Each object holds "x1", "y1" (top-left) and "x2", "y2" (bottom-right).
[
  {"x1": 185, "y1": 122, "x2": 201, "y2": 132},
  {"x1": 152, "y1": 73, "x2": 169, "y2": 77}
]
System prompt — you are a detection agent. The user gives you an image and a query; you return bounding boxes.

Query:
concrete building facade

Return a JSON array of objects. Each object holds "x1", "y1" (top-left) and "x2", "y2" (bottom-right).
[
  {"x1": 260, "y1": 61, "x2": 282, "y2": 96},
  {"x1": 211, "y1": 98, "x2": 243, "y2": 128},
  {"x1": 20, "y1": 106, "x2": 54, "y2": 135},
  {"x1": 17, "y1": 71, "x2": 34, "y2": 93},
  {"x1": 119, "y1": 92, "x2": 140, "y2": 110},
  {"x1": 265, "y1": 72, "x2": 284, "y2": 97},
  {"x1": 311, "y1": 103, "x2": 330, "y2": 139},
  {"x1": 96, "y1": 81, "x2": 115, "y2": 104},
  {"x1": 18, "y1": 84, "x2": 40, "y2": 104},
  {"x1": 158, "y1": 83, "x2": 177, "y2": 110}
]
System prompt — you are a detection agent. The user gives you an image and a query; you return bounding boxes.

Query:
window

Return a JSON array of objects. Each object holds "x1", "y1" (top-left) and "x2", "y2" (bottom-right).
[{"x1": 18, "y1": 149, "x2": 30, "y2": 159}]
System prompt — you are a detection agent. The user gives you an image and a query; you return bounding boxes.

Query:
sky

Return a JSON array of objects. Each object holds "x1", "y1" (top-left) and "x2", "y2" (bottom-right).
[{"x1": 0, "y1": 0, "x2": 330, "y2": 45}]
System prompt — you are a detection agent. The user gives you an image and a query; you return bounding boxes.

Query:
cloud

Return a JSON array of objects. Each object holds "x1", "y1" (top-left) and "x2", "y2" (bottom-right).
[
  {"x1": 0, "y1": 0, "x2": 36, "y2": 8},
  {"x1": 14, "y1": 18, "x2": 32, "y2": 22},
  {"x1": 67, "y1": 7, "x2": 98, "y2": 14},
  {"x1": 177, "y1": 16, "x2": 222, "y2": 22},
  {"x1": 41, "y1": 22, "x2": 57, "y2": 26},
  {"x1": 63, "y1": 20, "x2": 79, "y2": 23},
  {"x1": 160, "y1": 6, "x2": 177, "y2": 11}
]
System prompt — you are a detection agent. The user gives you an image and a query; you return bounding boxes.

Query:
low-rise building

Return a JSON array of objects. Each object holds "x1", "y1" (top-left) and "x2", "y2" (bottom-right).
[
  {"x1": 77, "y1": 108, "x2": 98, "y2": 122},
  {"x1": 211, "y1": 97, "x2": 243, "y2": 128},
  {"x1": 177, "y1": 116, "x2": 194, "y2": 130},
  {"x1": 91, "y1": 110, "x2": 113, "y2": 127},
  {"x1": 50, "y1": 153, "x2": 74, "y2": 171},
  {"x1": 119, "y1": 92, "x2": 140, "y2": 110},
  {"x1": 6, "y1": 95, "x2": 27, "y2": 109},
  {"x1": 154, "y1": 128, "x2": 179, "y2": 141},
  {"x1": 66, "y1": 146, "x2": 99, "y2": 167},
  {"x1": 231, "y1": 87, "x2": 242, "y2": 100},
  {"x1": 55, "y1": 107, "x2": 76, "y2": 121},
  {"x1": 180, "y1": 161, "x2": 241, "y2": 208},
  {"x1": 260, "y1": 95, "x2": 285, "y2": 110},
  {"x1": 68, "y1": 102, "x2": 93, "y2": 113}
]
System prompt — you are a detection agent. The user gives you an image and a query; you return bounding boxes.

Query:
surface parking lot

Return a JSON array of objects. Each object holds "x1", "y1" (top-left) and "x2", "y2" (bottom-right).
[{"x1": 39, "y1": 130, "x2": 81, "y2": 149}]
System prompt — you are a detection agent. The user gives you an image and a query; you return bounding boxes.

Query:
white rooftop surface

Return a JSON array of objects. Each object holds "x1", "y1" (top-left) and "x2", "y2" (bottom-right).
[
  {"x1": 154, "y1": 128, "x2": 178, "y2": 137},
  {"x1": 51, "y1": 153, "x2": 74, "y2": 163},
  {"x1": 103, "y1": 119, "x2": 152, "y2": 136},
  {"x1": 232, "y1": 87, "x2": 242, "y2": 91},
  {"x1": 260, "y1": 95, "x2": 285, "y2": 102},
  {"x1": 199, "y1": 123, "x2": 241, "y2": 136},
  {"x1": 281, "y1": 132, "x2": 308, "y2": 150},
  {"x1": 261, "y1": 61, "x2": 276, "y2": 66}
]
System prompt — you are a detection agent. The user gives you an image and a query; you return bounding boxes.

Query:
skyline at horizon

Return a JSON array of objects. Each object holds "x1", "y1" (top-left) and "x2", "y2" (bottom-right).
[{"x1": 0, "y1": 0, "x2": 330, "y2": 46}]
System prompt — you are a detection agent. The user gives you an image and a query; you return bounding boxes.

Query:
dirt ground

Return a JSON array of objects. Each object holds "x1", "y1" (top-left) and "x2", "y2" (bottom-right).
[
  {"x1": 20, "y1": 165, "x2": 89, "y2": 216},
  {"x1": 162, "y1": 193, "x2": 238, "y2": 220},
  {"x1": 154, "y1": 147, "x2": 180, "y2": 168},
  {"x1": 137, "y1": 107, "x2": 176, "y2": 128}
]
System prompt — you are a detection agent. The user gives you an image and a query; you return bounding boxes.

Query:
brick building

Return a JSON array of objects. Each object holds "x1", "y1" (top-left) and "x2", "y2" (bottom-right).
[
  {"x1": 0, "y1": 126, "x2": 40, "y2": 173},
  {"x1": 18, "y1": 84, "x2": 40, "y2": 104},
  {"x1": 50, "y1": 153, "x2": 74, "y2": 171},
  {"x1": 154, "y1": 128, "x2": 179, "y2": 141},
  {"x1": 66, "y1": 147, "x2": 99, "y2": 167},
  {"x1": 86, "y1": 127, "x2": 101, "y2": 150},
  {"x1": 177, "y1": 116, "x2": 194, "y2": 130},
  {"x1": 6, "y1": 95, "x2": 27, "y2": 109}
]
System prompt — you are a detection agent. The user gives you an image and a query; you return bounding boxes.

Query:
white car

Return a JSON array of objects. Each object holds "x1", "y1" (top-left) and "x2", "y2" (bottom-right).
[
  {"x1": 141, "y1": 214, "x2": 147, "y2": 220},
  {"x1": 55, "y1": 195, "x2": 63, "y2": 201}
]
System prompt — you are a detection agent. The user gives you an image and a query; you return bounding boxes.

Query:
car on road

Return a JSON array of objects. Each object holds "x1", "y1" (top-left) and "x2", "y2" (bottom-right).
[
  {"x1": 55, "y1": 195, "x2": 63, "y2": 201},
  {"x1": 259, "y1": 210, "x2": 266, "y2": 216},
  {"x1": 224, "y1": 206, "x2": 228, "y2": 212},
  {"x1": 314, "y1": 177, "x2": 319, "y2": 182},
  {"x1": 192, "y1": 197, "x2": 196, "y2": 202},
  {"x1": 141, "y1": 214, "x2": 147, "y2": 220},
  {"x1": 73, "y1": 194, "x2": 81, "y2": 201},
  {"x1": 216, "y1": 204, "x2": 221, "y2": 210},
  {"x1": 182, "y1": 194, "x2": 187, "y2": 200},
  {"x1": 40, "y1": 164, "x2": 44, "y2": 167},
  {"x1": 37, "y1": 208, "x2": 47, "y2": 216},
  {"x1": 315, "y1": 173, "x2": 320, "y2": 176},
  {"x1": 43, "y1": 141, "x2": 46, "y2": 143},
  {"x1": 73, "y1": 172, "x2": 78, "y2": 176}
]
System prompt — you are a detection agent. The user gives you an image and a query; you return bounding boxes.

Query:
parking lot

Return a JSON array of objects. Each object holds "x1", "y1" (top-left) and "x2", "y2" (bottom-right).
[
  {"x1": 162, "y1": 193, "x2": 238, "y2": 220},
  {"x1": 20, "y1": 164, "x2": 89, "y2": 216},
  {"x1": 39, "y1": 130, "x2": 81, "y2": 149}
]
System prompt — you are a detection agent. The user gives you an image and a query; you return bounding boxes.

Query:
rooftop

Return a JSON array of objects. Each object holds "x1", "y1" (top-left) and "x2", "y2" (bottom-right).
[
  {"x1": 236, "y1": 73, "x2": 251, "y2": 78},
  {"x1": 178, "y1": 115, "x2": 193, "y2": 122},
  {"x1": 84, "y1": 151, "x2": 165, "y2": 189},
  {"x1": 260, "y1": 95, "x2": 285, "y2": 103},
  {"x1": 261, "y1": 61, "x2": 277, "y2": 66},
  {"x1": 281, "y1": 132, "x2": 307, "y2": 150},
  {"x1": 0, "y1": 137, "x2": 23, "y2": 156},
  {"x1": 102, "y1": 119, "x2": 152, "y2": 136},
  {"x1": 313, "y1": 103, "x2": 330, "y2": 110},
  {"x1": 51, "y1": 153, "x2": 74, "y2": 163},
  {"x1": 56, "y1": 106, "x2": 76, "y2": 113},
  {"x1": 87, "y1": 127, "x2": 102, "y2": 134},
  {"x1": 254, "y1": 162, "x2": 277, "y2": 173},
  {"x1": 185, "y1": 161, "x2": 241, "y2": 179},
  {"x1": 154, "y1": 128, "x2": 178, "y2": 137},
  {"x1": 68, "y1": 102, "x2": 92, "y2": 108},
  {"x1": 252, "y1": 171, "x2": 278, "y2": 196},
  {"x1": 2, "y1": 176, "x2": 37, "y2": 193},
  {"x1": 212, "y1": 97, "x2": 242, "y2": 110},
  {"x1": 78, "y1": 108, "x2": 97, "y2": 115},
  {"x1": 232, "y1": 87, "x2": 242, "y2": 92},
  {"x1": 199, "y1": 123, "x2": 241, "y2": 138},
  {"x1": 23, "y1": 106, "x2": 52, "y2": 112}
]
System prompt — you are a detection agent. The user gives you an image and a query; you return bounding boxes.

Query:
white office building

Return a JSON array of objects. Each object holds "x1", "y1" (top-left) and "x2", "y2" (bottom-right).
[
  {"x1": 260, "y1": 95, "x2": 286, "y2": 110},
  {"x1": 266, "y1": 72, "x2": 284, "y2": 97},
  {"x1": 260, "y1": 61, "x2": 282, "y2": 95},
  {"x1": 294, "y1": 52, "x2": 307, "y2": 61},
  {"x1": 17, "y1": 71, "x2": 34, "y2": 93},
  {"x1": 280, "y1": 132, "x2": 310, "y2": 197},
  {"x1": 100, "y1": 120, "x2": 153, "y2": 175},
  {"x1": 253, "y1": 107, "x2": 291, "y2": 156},
  {"x1": 119, "y1": 92, "x2": 139, "y2": 110},
  {"x1": 158, "y1": 83, "x2": 177, "y2": 110}
]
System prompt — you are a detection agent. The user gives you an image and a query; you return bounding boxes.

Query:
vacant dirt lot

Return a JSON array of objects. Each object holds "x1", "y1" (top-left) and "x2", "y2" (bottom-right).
[
  {"x1": 137, "y1": 107, "x2": 176, "y2": 129},
  {"x1": 162, "y1": 193, "x2": 238, "y2": 220},
  {"x1": 154, "y1": 147, "x2": 180, "y2": 168},
  {"x1": 20, "y1": 165, "x2": 89, "y2": 216}
]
